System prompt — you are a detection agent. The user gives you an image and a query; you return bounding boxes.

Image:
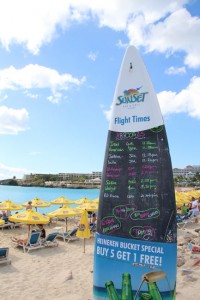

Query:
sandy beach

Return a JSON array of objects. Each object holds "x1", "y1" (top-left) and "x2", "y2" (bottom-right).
[{"x1": 0, "y1": 219, "x2": 200, "y2": 300}]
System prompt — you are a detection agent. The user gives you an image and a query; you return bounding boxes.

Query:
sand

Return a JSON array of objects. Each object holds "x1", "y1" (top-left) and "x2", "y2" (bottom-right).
[{"x1": 0, "y1": 218, "x2": 200, "y2": 300}]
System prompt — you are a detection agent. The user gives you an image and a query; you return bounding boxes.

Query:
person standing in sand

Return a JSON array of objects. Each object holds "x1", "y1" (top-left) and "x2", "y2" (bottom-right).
[
  {"x1": 26, "y1": 201, "x2": 32, "y2": 210},
  {"x1": 191, "y1": 197, "x2": 199, "y2": 223}
]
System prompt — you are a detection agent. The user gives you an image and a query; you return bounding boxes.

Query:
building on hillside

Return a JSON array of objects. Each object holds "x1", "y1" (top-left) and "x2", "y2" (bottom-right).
[
  {"x1": 173, "y1": 165, "x2": 200, "y2": 178},
  {"x1": 24, "y1": 171, "x2": 102, "y2": 181}
]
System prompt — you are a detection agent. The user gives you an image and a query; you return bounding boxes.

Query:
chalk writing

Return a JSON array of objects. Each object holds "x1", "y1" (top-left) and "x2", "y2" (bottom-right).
[
  {"x1": 140, "y1": 179, "x2": 158, "y2": 189},
  {"x1": 113, "y1": 204, "x2": 137, "y2": 219},
  {"x1": 140, "y1": 193, "x2": 159, "y2": 199},
  {"x1": 165, "y1": 230, "x2": 174, "y2": 243},
  {"x1": 106, "y1": 167, "x2": 122, "y2": 179},
  {"x1": 142, "y1": 153, "x2": 158, "y2": 158},
  {"x1": 100, "y1": 216, "x2": 121, "y2": 234},
  {"x1": 97, "y1": 125, "x2": 177, "y2": 243},
  {"x1": 142, "y1": 158, "x2": 159, "y2": 163},
  {"x1": 108, "y1": 160, "x2": 117, "y2": 165},
  {"x1": 109, "y1": 141, "x2": 124, "y2": 153},
  {"x1": 104, "y1": 180, "x2": 118, "y2": 192},
  {"x1": 151, "y1": 126, "x2": 163, "y2": 133},
  {"x1": 104, "y1": 193, "x2": 120, "y2": 199},
  {"x1": 115, "y1": 131, "x2": 145, "y2": 140},
  {"x1": 130, "y1": 226, "x2": 156, "y2": 241},
  {"x1": 142, "y1": 141, "x2": 158, "y2": 150},
  {"x1": 108, "y1": 154, "x2": 122, "y2": 159},
  {"x1": 131, "y1": 208, "x2": 160, "y2": 220}
]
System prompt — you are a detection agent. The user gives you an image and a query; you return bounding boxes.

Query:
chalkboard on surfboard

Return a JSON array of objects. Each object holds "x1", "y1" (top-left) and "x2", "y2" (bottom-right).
[{"x1": 93, "y1": 45, "x2": 177, "y2": 300}]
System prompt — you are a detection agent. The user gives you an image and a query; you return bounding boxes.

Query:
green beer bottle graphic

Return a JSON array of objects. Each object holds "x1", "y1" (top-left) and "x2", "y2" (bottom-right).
[
  {"x1": 140, "y1": 293, "x2": 152, "y2": 300},
  {"x1": 121, "y1": 273, "x2": 133, "y2": 300},
  {"x1": 105, "y1": 281, "x2": 120, "y2": 300},
  {"x1": 147, "y1": 282, "x2": 162, "y2": 300},
  {"x1": 172, "y1": 283, "x2": 176, "y2": 300},
  {"x1": 142, "y1": 271, "x2": 165, "y2": 300}
]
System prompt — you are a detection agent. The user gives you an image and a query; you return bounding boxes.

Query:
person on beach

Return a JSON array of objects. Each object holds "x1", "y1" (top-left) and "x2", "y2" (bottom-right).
[
  {"x1": 1, "y1": 212, "x2": 9, "y2": 223},
  {"x1": 191, "y1": 197, "x2": 199, "y2": 223},
  {"x1": 6, "y1": 210, "x2": 11, "y2": 217},
  {"x1": 90, "y1": 213, "x2": 97, "y2": 226},
  {"x1": 36, "y1": 224, "x2": 46, "y2": 239},
  {"x1": 89, "y1": 213, "x2": 97, "y2": 233},
  {"x1": 11, "y1": 236, "x2": 28, "y2": 244},
  {"x1": 181, "y1": 203, "x2": 188, "y2": 216},
  {"x1": 26, "y1": 201, "x2": 32, "y2": 210}
]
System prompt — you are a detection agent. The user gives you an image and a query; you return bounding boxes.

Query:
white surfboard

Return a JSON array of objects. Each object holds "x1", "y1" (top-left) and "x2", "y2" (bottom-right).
[{"x1": 93, "y1": 46, "x2": 177, "y2": 300}]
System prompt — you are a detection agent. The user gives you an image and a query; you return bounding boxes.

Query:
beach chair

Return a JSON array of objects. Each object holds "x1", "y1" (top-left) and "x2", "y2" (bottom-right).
[
  {"x1": 177, "y1": 214, "x2": 196, "y2": 230},
  {"x1": 0, "y1": 247, "x2": 11, "y2": 265},
  {"x1": 12, "y1": 222, "x2": 23, "y2": 229},
  {"x1": 0, "y1": 221, "x2": 14, "y2": 230},
  {"x1": 11, "y1": 231, "x2": 44, "y2": 253},
  {"x1": 42, "y1": 232, "x2": 59, "y2": 247},
  {"x1": 90, "y1": 223, "x2": 97, "y2": 236},
  {"x1": 54, "y1": 227, "x2": 79, "y2": 243}
]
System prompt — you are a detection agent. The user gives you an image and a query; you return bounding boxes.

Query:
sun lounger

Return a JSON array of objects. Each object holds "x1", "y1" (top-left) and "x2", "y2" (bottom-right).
[
  {"x1": 0, "y1": 222, "x2": 14, "y2": 230},
  {"x1": 90, "y1": 223, "x2": 97, "y2": 236},
  {"x1": 42, "y1": 232, "x2": 59, "y2": 247},
  {"x1": 0, "y1": 247, "x2": 11, "y2": 265},
  {"x1": 177, "y1": 215, "x2": 197, "y2": 230},
  {"x1": 53, "y1": 228, "x2": 79, "y2": 243},
  {"x1": 11, "y1": 231, "x2": 44, "y2": 253},
  {"x1": 12, "y1": 222, "x2": 23, "y2": 229}
]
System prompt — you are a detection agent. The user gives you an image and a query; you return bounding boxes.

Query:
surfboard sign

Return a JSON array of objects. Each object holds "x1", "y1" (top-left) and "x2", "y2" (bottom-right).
[{"x1": 93, "y1": 46, "x2": 177, "y2": 300}]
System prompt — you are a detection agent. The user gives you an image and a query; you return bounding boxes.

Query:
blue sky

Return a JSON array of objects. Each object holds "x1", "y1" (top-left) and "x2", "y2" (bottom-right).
[{"x1": 0, "y1": 0, "x2": 200, "y2": 179}]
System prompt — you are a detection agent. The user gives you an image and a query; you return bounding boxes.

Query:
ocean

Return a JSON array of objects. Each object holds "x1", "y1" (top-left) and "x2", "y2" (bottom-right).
[{"x1": 0, "y1": 185, "x2": 100, "y2": 214}]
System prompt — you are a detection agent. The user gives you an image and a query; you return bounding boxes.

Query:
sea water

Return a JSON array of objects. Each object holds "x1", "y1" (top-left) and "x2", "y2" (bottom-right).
[{"x1": 0, "y1": 185, "x2": 100, "y2": 214}]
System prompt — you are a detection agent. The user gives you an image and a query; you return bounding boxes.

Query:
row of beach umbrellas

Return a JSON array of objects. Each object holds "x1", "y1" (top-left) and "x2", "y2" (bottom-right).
[
  {"x1": 0, "y1": 197, "x2": 99, "y2": 231},
  {"x1": 0, "y1": 196, "x2": 99, "y2": 211},
  {"x1": 175, "y1": 189, "x2": 200, "y2": 207},
  {"x1": 0, "y1": 196, "x2": 98, "y2": 253}
]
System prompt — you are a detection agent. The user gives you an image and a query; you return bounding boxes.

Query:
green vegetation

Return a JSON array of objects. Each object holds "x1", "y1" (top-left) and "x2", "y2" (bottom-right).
[
  {"x1": 174, "y1": 172, "x2": 200, "y2": 187},
  {"x1": 0, "y1": 179, "x2": 18, "y2": 186}
]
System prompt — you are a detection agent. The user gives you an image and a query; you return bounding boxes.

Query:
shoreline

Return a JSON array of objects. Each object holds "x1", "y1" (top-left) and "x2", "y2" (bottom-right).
[{"x1": 0, "y1": 183, "x2": 101, "y2": 190}]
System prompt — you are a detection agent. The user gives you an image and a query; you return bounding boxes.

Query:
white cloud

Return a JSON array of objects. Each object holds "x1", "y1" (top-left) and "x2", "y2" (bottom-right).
[
  {"x1": 103, "y1": 105, "x2": 113, "y2": 122},
  {"x1": 116, "y1": 40, "x2": 129, "y2": 49},
  {"x1": 0, "y1": 0, "x2": 197, "y2": 69},
  {"x1": 0, "y1": 106, "x2": 29, "y2": 134},
  {"x1": 0, "y1": 0, "x2": 72, "y2": 55},
  {"x1": 165, "y1": 66, "x2": 186, "y2": 75},
  {"x1": 88, "y1": 51, "x2": 98, "y2": 61},
  {"x1": 127, "y1": 7, "x2": 200, "y2": 68},
  {"x1": 47, "y1": 92, "x2": 63, "y2": 104},
  {"x1": 158, "y1": 76, "x2": 200, "y2": 118},
  {"x1": 0, "y1": 163, "x2": 28, "y2": 180},
  {"x1": 23, "y1": 90, "x2": 39, "y2": 99},
  {"x1": 0, "y1": 64, "x2": 86, "y2": 103}
]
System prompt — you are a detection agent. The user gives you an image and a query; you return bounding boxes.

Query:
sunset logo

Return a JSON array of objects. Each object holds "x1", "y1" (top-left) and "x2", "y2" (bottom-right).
[{"x1": 116, "y1": 87, "x2": 148, "y2": 106}]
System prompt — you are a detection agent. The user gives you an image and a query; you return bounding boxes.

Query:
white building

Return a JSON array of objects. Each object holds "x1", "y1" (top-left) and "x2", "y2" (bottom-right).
[{"x1": 173, "y1": 165, "x2": 200, "y2": 177}]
